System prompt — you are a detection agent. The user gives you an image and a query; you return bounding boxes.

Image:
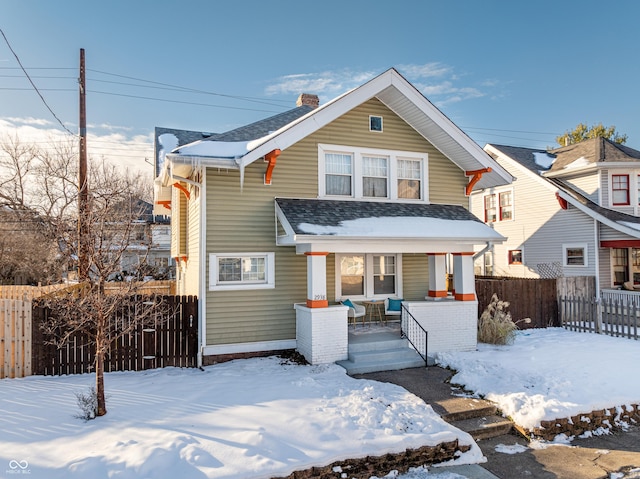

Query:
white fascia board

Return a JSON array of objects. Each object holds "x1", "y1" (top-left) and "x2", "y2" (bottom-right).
[
  {"x1": 166, "y1": 153, "x2": 239, "y2": 171},
  {"x1": 483, "y1": 144, "x2": 557, "y2": 193},
  {"x1": 542, "y1": 164, "x2": 597, "y2": 178},
  {"x1": 293, "y1": 234, "x2": 505, "y2": 254},
  {"x1": 236, "y1": 69, "x2": 512, "y2": 188},
  {"x1": 556, "y1": 189, "x2": 640, "y2": 239}
]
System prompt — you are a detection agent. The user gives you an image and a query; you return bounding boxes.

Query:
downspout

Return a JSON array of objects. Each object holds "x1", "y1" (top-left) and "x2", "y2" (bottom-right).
[
  {"x1": 473, "y1": 242, "x2": 493, "y2": 260},
  {"x1": 198, "y1": 168, "x2": 207, "y2": 369}
]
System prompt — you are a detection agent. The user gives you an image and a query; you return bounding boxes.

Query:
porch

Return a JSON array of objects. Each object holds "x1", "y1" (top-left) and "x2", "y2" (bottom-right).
[{"x1": 295, "y1": 298, "x2": 478, "y2": 370}]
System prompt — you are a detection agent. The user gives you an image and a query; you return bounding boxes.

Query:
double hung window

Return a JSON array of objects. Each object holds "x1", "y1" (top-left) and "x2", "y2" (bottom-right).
[
  {"x1": 325, "y1": 153, "x2": 353, "y2": 196},
  {"x1": 484, "y1": 195, "x2": 497, "y2": 222},
  {"x1": 319, "y1": 144, "x2": 426, "y2": 201},
  {"x1": 612, "y1": 174, "x2": 630, "y2": 205},
  {"x1": 337, "y1": 254, "x2": 400, "y2": 299}
]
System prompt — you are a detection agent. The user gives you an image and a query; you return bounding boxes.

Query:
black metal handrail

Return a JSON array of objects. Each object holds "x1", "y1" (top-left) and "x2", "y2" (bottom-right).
[{"x1": 400, "y1": 304, "x2": 428, "y2": 367}]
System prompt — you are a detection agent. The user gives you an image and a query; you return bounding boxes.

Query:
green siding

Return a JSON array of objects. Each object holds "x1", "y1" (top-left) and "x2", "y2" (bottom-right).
[
  {"x1": 401, "y1": 254, "x2": 430, "y2": 300},
  {"x1": 204, "y1": 98, "x2": 469, "y2": 346}
]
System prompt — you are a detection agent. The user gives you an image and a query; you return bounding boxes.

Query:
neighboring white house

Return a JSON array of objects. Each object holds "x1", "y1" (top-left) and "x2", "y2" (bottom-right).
[{"x1": 471, "y1": 138, "x2": 640, "y2": 293}]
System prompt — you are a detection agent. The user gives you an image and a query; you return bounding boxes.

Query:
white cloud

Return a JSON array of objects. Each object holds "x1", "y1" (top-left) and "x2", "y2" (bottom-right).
[
  {"x1": 265, "y1": 63, "x2": 498, "y2": 107},
  {"x1": 0, "y1": 117, "x2": 154, "y2": 179}
]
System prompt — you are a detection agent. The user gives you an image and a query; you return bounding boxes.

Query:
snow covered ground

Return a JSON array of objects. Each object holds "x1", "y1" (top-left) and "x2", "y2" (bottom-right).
[
  {"x1": 437, "y1": 327, "x2": 640, "y2": 431},
  {"x1": 0, "y1": 356, "x2": 480, "y2": 479},
  {"x1": 2, "y1": 327, "x2": 639, "y2": 479}
]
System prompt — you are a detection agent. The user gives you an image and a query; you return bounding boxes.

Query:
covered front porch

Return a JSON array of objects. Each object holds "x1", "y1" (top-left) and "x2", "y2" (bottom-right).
[{"x1": 276, "y1": 198, "x2": 504, "y2": 368}]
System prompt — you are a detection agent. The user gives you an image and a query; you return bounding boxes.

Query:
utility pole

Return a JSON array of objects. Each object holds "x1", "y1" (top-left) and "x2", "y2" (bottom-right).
[{"x1": 78, "y1": 48, "x2": 89, "y2": 281}]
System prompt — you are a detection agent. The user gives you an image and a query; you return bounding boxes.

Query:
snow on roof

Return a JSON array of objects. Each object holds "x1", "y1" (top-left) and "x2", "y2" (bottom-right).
[
  {"x1": 562, "y1": 156, "x2": 591, "y2": 170},
  {"x1": 175, "y1": 139, "x2": 257, "y2": 158},
  {"x1": 532, "y1": 151, "x2": 555, "y2": 169},
  {"x1": 298, "y1": 216, "x2": 504, "y2": 240}
]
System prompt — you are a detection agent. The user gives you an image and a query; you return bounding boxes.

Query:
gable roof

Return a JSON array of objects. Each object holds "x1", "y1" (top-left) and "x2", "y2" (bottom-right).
[
  {"x1": 547, "y1": 137, "x2": 640, "y2": 173},
  {"x1": 162, "y1": 68, "x2": 513, "y2": 191},
  {"x1": 484, "y1": 143, "x2": 640, "y2": 239},
  {"x1": 552, "y1": 178, "x2": 640, "y2": 239},
  {"x1": 275, "y1": 197, "x2": 505, "y2": 248},
  {"x1": 486, "y1": 144, "x2": 556, "y2": 175}
]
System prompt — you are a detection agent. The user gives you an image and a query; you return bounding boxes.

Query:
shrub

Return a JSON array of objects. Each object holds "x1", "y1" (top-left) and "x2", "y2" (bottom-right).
[
  {"x1": 478, "y1": 294, "x2": 530, "y2": 345},
  {"x1": 75, "y1": 387, "x2": 98, "y2": 421}
]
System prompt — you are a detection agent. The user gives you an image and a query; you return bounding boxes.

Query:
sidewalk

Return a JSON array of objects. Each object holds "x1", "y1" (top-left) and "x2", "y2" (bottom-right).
[{"x1": 356, "y1": 366, "x2": 640, "y2": 479}]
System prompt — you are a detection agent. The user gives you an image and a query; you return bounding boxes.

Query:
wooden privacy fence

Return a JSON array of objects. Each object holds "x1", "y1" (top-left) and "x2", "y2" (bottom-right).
[
  {"x1": 560, "y1": 295, "x2": 640, "y2": 340},
  {"x1": 31, "y1": 295, "x2": 198, "y2": 376},
  {"x1": 0, "y1": 299, "x2": 32, "y2": 379},
  {"x1": 475, "y1": 276, "x2": 560, "y2": 328}
]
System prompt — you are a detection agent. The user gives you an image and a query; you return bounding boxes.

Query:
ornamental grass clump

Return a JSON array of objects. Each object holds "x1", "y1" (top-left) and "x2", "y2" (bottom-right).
[{"x1": 478, "y1": 293, "x2": 530, "y2": 345}]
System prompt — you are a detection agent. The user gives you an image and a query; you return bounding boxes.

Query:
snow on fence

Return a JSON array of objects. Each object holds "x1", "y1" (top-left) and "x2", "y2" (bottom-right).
[
  {"x1": 0, "y1": 298, "x2": 32, "y2": 379},
  {"x1": 559, "y1": 294, "x2": 640, "y2": 340}
]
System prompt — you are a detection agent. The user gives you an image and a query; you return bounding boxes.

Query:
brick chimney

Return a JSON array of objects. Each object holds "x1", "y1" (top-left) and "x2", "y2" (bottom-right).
[{"x1": 296, "y1": 93, "x2": 319, "y2": 109}]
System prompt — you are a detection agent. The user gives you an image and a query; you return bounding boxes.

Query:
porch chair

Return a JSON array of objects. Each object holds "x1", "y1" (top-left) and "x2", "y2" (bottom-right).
[
  {"x1": 341, "y1": 299, "x2": 366, "y2": 327},
  {"x1": 384, "y1": 297, "x2": 404, "y2": 322}
]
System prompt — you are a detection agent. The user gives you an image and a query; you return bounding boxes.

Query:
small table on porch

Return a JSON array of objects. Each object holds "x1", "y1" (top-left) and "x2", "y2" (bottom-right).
[{"x1": 363, "y1": 300, "x2": 385, "y2": 325}]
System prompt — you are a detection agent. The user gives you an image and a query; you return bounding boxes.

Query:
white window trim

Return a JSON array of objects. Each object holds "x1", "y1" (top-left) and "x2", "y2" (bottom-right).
[
  {"x1": 334, "y1": 253, "x2": 403, "y2": 300},
  {"x1": 498, "y1": 188, "x2": 515, "y2": 222},
  {"x1": 562, "y1": 244, "x2": 588, "y2": 268},
  {"x1": 209, "y1": 252, "x2": 275, "y2": 291},
  {"x1": 318, "y1": 143, "x2": 428, "y2": 202},
  {"x1": 369, "y1": 115, "x2": 383, "y2": 132}
]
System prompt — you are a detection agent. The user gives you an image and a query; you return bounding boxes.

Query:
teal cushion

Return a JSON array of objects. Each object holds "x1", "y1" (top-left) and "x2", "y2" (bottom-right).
[
  {"x1": 387, "y1": 298, "x2": 403, "y2": 311},
  {"x1": 342, "y1": 299, "x2": 355, "y2": 309}
]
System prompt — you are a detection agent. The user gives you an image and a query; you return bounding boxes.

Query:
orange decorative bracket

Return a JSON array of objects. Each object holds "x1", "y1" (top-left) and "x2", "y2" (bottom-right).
[
  {"x1": 264, "y1": 149, "x2": 281, "y2": 185},
  {"x1": 156, "y1": 200, "x2": 171, "y2": 210},
  {"x1": 465, "y1": 167, "x2": 492, "y2": 196},
  {"x1": 172, "y1": 182, "x2": 190, "y2": 200},
  {"x1": 556, "y1": 192, "x2": 568, "y2": 210}
]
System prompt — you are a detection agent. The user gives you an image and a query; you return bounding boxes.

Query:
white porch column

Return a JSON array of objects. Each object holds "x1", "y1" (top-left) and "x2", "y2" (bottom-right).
[
  {"x1": 305, "y1": 252, "x2": 328, "y2": 308},
  {"x1": 453, "y1": 252, "x2": 476, "y2": 301},
  {"x1": 427, "y1": 253, "x2": 447, "y2": 298}
]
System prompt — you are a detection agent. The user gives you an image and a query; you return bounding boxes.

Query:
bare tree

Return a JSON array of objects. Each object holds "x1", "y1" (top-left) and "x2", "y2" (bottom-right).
[
  {"x1": 2, "y1": 134, "x2": 162, "y2": 417},
  {"x1": 38, "y1": 160, "x2": 163, "y2": 417}
]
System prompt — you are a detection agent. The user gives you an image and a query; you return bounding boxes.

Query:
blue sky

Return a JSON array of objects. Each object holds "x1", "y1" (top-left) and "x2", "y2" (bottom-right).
[{"x1": 2, "y1": 0, "x2": 640, "y2": 174}]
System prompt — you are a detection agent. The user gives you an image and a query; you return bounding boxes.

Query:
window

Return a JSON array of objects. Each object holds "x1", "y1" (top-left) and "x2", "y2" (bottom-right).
[
  {"x1": 319, "y1": 144, "x2": 427, "y2": 200},
  {"x1": 483, "y1": 252, "x2": 493, "y2": 276},
  {"x1": 613, "y1": 248, "x2": 629, "y2": 285},
  {"x1": 563, "y1": 244, "x2": 587, "y2": 267},
  {"x1": 612, "y1": 174, "x2": 630, "y2": 205},
  {"x1": 362, "y1": 156, "x2": 388, "y2": 198},
  {"x1": 336, "y1": 254, "x2": 401, "y2": 299},
  {"x1": 209, "y1": 252, "x2": 275, "y2": 290},
  {"x1": 397, "y1": 159, "x2": 422, "y2": 199},
  {"x1": 369, "y1": 115, "x2": 383, "y2": 132},
  {"x1": 325, "y1": 153, "x2": 353, "y2": 196},
  {"x1": 499, "y1": 191, "x2": 513, "y2": 220},
  {"x1": 484, "y1": 195, "x2": 497, "y2": 222},
  {"x1": 508, "y1": 250, "x2": 522, "y2": 265}
]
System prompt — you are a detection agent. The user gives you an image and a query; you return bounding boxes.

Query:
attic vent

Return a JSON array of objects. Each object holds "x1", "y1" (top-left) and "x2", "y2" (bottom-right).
[{"x1": 296, "y1": 93, "x2": 319, "y2": 109}]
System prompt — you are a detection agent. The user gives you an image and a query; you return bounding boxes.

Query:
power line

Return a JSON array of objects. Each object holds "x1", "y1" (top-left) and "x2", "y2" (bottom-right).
[{"x1": 0, "y1": 28, "x2": 75, "y2": 136}]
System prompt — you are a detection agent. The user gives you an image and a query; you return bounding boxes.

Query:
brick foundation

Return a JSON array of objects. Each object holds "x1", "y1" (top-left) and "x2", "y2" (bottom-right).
[
  {"x1": 272, "y1": 440, "x2": 471, "y2": 479},
  {"x1": 202, "y1": 349, "x2": 298, "y2": 366},
  {"x1": 530, "y1": 404, "x2": 639, "y2": 441}
]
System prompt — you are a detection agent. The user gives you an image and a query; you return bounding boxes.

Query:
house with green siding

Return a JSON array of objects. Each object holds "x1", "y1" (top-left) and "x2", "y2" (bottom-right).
[{"x1": 153, "y1": 68, "x2": 512, "y2": 370}]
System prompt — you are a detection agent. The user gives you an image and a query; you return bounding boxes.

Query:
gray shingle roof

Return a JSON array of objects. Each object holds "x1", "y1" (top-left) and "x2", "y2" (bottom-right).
[
  {"x1": 549, "y1": 178, "x2": 640, "y2": 228},
  {"x1": 549, "y1": 137, "x2": 640, "y2": 171},
  {"x1": 276, "y1": 198, "x2": 484, "y2": 234},
  {"x1": 206, "y1": 105, "x2": 315, "y2": 142},
  {"x1": 488, "y1": 144, "x2": 555, "y2": 174}
]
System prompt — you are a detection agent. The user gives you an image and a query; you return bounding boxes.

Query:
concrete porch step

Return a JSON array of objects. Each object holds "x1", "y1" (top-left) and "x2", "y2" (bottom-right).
[
  {"x1": 337, "y1": 346, "x2": 426, "y2": 375},
  {"x1": 449, "y1": 415, "x2": 514, "y2": 441},
  {"x1": 436, "y1": 396, "x2": 513, "y2": 440}
]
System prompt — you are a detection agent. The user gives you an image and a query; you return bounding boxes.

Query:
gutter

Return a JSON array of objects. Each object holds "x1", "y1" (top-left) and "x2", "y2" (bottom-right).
[{"x1": 473, "y1": 242, "x2": 493, "y2": 260}]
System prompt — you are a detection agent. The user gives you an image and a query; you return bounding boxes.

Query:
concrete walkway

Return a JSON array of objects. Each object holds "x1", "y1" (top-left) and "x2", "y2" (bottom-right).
[{"x1": 356, "y1": 366, "x2": 640, "y2": 479}]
